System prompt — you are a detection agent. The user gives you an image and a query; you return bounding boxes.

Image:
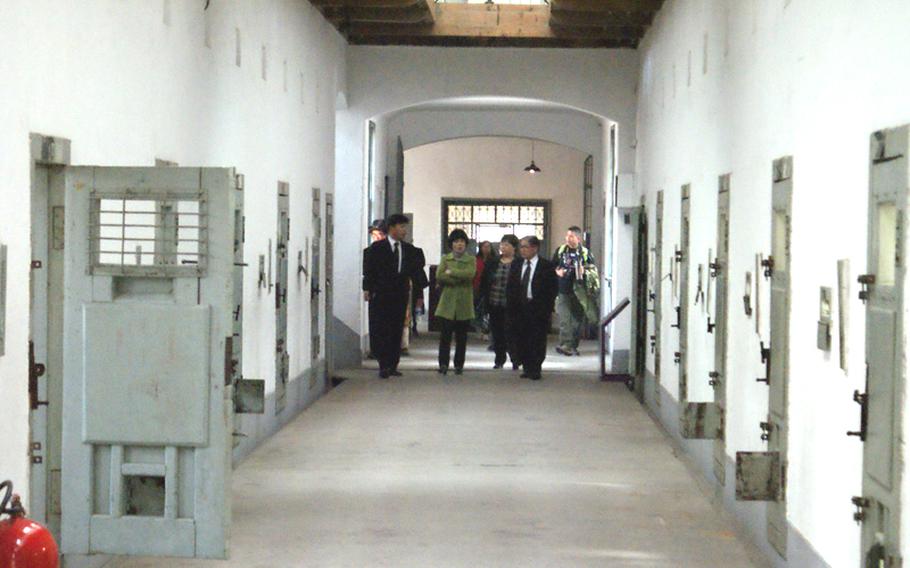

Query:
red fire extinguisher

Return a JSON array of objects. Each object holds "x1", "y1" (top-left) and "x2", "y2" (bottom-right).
[{"x1": 0, "y1": 480, "x2": 59, "y2": 568}]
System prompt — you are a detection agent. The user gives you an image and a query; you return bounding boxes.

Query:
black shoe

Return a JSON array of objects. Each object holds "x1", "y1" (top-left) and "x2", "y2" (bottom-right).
[
  {"x1": 379, "y1": 369, "x2": 390, "y2": 379},
  {"x1": 455, "y1": 368, "x2": 463, "y2": 375},
  {"x1": 556, "y1": 346, "x2": 571, "y2": 356},
  {"x1": 390, "y1": 370, "x2": 402, "y2": 376},
  {"x1": 438, "y1": 367, "x2": 448, "y2": 375},
  {"x1": 520, "y1": 372, "x2": 530, "y2": 378},
  {"x1": 493, "y1": 364, "x2": 503, "y2": 370},
  {"x1": 529, "y1": 374, "x2": 542, "y2": 381}
]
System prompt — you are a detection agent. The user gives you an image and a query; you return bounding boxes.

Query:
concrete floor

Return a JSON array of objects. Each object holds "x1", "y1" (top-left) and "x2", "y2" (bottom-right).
[
  {"x1": 370, "y1": 334, "x2": 604, "y2": 373},
  {"x1": 111, "y1": 350, "x2": 764, "y2": 568}
]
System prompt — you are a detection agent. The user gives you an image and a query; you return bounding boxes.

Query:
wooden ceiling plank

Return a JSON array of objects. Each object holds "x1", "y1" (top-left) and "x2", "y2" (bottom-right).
[
  {"x1": 320, "y1": 5, "x2": 433, "y2": 25},
  {"x1": 312, "y1": 0, "x2": 427, "y2": 8},
  {"x1": 549, "y1": 0, "x2": 663, "y2": 14},
  {"x1": 549, "y1": 9, "x2": 652, "y2": 28}
]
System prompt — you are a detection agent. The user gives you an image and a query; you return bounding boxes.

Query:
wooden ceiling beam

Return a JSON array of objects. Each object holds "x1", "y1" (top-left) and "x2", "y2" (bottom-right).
[
  {"x1": 347, "y1": 34, "x2": 637, "y2": 49},
  {"x1": 320, "y1": 5, "x2": 434, "y2": 25},
  {"x1": 317, "y1": 1, "x2": 663, "y2": 48},
  {"x1": 549, "y1": 0, "x2": 664, "y2": 14},
  {"x1": 311, "y1": 0, "x2": 430, "y2": 8},
  {"x1": 549, "y1": 10, "x2": 652, "y2": 28}
]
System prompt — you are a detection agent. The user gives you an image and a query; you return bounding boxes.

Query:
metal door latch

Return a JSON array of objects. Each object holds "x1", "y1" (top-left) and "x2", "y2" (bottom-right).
[
  {"x1": 851, "y1": 496, "x2": 869, "y2": 523},
  {"x1": 858, "y1": 274, "x2": 876, "y2": 303},
  {"x1": 28, "y1": 342, "x2": 49, "y2": 410},
  {"x1": 707, "y1": 316, "x2": 715, "y2": 334},
  {"x1": 673, "y1": 351, "x2": 681, "y2": 365},
  {"x1": 708, "y1": 371, "x2": 720, "y2": 387},
  {"x1": 671, "y1": 305, "x2": 681, "y2": 329},
  {"x1": 757, "y1": 342, "x2": 771, "y2": 385},
  {"x1": 649, "y1": 335, "x2": 656, "y2": 353},
  {"x1": 847, "y1": 389, "x2": 868, "y2": 441},
  {"x1": 761, "y1": 256, "x2": 774, "y2": 278},
  {"x1": 759, "y1": 421, "x2": 772, "y2": 442}
]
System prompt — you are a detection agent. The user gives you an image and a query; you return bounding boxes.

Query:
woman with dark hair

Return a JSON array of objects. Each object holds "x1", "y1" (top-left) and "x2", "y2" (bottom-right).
[
  {"x1": 435, "y1": 229, "x2": 476, "y2": 375},
  {"x1": 481, "y1": 234, "x2": 522, "y2": 369},
  {"x1": 473, "y1": 240, "x2": 496, "y2": 342}
]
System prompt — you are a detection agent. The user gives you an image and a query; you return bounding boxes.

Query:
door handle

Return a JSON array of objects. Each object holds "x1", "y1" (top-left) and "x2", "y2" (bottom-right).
[
  {"x1": 847, "y1": 390, "x2": 868, "y2": 441},
  {"x1": 28, "y1": 342, "x2": 49, "y2": 410},
  {"x1": 756, "y1": 342, "x2": 771, "y2": 385},
  {"x1": 671, "y1": 306, "x2": 681, "y2": 329}
]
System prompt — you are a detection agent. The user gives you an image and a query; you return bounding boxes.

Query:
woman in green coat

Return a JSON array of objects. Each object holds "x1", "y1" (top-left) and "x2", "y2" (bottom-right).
[{"x1": 436, "y1": 229, "x2": 476, "y2": 375}]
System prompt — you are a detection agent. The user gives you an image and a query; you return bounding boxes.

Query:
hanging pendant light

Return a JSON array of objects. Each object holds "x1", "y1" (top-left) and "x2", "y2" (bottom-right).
[{"x1": 524, "y1": 139, "x2": 542, "y2": 174}]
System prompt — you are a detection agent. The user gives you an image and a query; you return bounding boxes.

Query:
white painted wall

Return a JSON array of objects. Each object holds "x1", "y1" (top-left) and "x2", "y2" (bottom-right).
[
  {"x1": 636, "y1": 0, "x2": 910, "y2": 565},
  {"x1": 0, "y1": 0, "x2": 344, "y2": 504},
  {"x1": 403, "y1": 136, "x2": 587, "y2": 266},
  {"x1": 335, "y1": 47, "x2": 640, "y2": 363}
]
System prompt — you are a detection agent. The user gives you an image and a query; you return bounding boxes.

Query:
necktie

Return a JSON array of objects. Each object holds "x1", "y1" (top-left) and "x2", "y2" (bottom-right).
[
  {"x1": 394, "y1": 242, "x2": 401, "y2": 273},
  {"x1": 521, "y1": 260, "x2": 531, "y2": 301}
]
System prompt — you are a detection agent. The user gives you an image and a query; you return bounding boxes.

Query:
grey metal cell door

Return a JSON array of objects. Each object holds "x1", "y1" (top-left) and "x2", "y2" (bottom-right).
[
  {"x1": 856, "y1": 126, "x2": 908, "y2": 566},
  {"x1": 652, "y1": 191, "x2": 664, "y2": 407},
  {"x1": 325, "y1": 193, "x2": 334, "y2": 379},
  {"x1": 677, "y1": 185, "x2": 691, "y2": 413},
  {"x1": 767, "y1": 158, "x2": 792, "y2": 558},
  {"x1": 275, "y1": 184, "x2": 290, "y2": 414},
  {"x1": 712, "y1": 175, "x2": 731, "y2": 482},
  {"x1": 60, "y1": 166, "x2": 239, "y2": 559},
  {"x1": 629, "y1": 205, "x2": 648, "y2": 403},
  {"x1": 311, "y1": 188, "x2": 323, "y2": 368}
]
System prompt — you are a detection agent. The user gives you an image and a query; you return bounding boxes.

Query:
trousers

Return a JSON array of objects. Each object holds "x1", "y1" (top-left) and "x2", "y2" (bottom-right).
[{"x1": 438, "y1": 317, "x2": 470, "y2": 370}]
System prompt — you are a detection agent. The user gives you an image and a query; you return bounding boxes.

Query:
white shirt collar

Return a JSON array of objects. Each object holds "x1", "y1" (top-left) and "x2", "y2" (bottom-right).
[{"x1": 387, "y1": 235, "x2": 399, "y2": 248}]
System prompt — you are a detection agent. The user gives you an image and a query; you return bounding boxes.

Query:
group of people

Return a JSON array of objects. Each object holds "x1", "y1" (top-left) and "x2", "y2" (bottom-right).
[{"x1": 362, "y1": 214, "x2": 598, "y2": 381}]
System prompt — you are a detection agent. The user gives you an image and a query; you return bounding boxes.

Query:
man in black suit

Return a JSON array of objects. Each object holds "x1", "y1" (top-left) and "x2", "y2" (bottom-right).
[
  {"x1": 507, "y1": 236, "x2": 558, "y2": 380},
  {"x1": 363, "y1": 214, "x2": 426, "y2": 378},
  {"x1": 364, "y1": 219, "x2": 388, "y2": 360}
]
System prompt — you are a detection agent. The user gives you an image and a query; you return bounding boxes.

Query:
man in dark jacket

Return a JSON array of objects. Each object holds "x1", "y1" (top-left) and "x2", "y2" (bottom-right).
[
  {"x1": 507, "y1": 235, "x2": 558, "y2": 380},
  {"x1": 553, "y1": 226, "x2": 596, "y2": 356},
  {"x1": 364, "y1": 219, "x2": 387, "y2": 360},
  {"x1": 363, "y1": 214, "x2": 426, "y2": 378}
]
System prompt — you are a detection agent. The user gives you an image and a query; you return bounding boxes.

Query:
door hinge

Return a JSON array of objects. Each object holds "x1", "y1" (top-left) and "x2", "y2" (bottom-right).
[
  {"x1": 709, "y1": 258, "x2": 722, "y2": 278},
  {"x1": 759, "y1": 421, "x2": 772, "y2": 442},
  {"x1": 761, "y1": 256, "x2": 774, "y2": 278},
  {"x1": 708, "y1": 371, "x2": 720, "y2": 387},
  {"x1": 851, "y1": 496, "x2": 870, "y2": 523},
  {"x1": 858, "y1": 274, "x2": 876, "y2": 303},
  {"x1": 29, "y1": 442, "x2": 43, "y2": 464}
]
